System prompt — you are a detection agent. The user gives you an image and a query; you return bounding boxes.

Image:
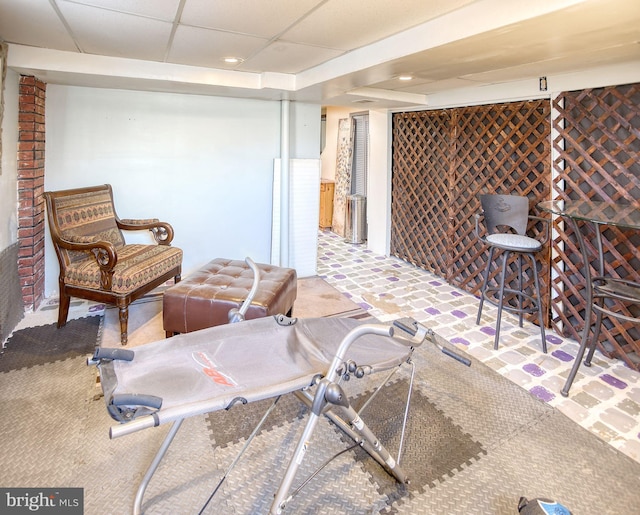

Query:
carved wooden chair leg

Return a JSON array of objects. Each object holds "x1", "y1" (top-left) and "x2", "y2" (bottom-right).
[{"x1": 119, "y1": 305, "x2": 129, "y2": 345}]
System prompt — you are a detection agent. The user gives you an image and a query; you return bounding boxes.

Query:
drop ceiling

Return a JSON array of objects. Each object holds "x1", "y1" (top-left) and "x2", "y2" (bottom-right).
[{"x1": 1, "y1": 0, "x2": 639, "y2": 107}]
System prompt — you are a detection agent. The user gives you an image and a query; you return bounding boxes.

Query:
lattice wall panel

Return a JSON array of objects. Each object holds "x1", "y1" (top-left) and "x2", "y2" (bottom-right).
[
  {"x1": 450, "y1": 102, "x2": 551, "y2": 300},
  {"x1": 391, "y1": 110, "x2": 451, "y2": 278},
  {"x1": 391, "y1": 101, "x2": 551, "y2": 322},
  {"x1": 551, "y1": 82, "x2": 640, "y2": 369}
]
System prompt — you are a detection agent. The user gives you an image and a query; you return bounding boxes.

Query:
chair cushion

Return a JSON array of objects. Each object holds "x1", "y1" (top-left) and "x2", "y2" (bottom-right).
[
  {"x1": 486, "y1": 233, "x2": 542, "y2": 251},
  {"x1": 54, "y1": 189, "x2": 126, "y2": 263},
  {"x1": 64, "y1": 244, "x2": 183, "y2": 294}
]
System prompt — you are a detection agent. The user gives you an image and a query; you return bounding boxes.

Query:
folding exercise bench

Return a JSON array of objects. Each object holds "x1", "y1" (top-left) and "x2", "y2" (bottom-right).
[{"x1": 90, "y1": 260, "x2": 471, "y2": 514}]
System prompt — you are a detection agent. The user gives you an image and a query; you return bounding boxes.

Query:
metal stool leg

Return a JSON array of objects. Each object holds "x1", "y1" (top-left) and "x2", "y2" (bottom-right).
[
  {"x1": 518, "y1": 254, "x2": 524, "y2": 327},
  {"x1": 476, "y1": 246, "x2": 495, "y2": 325},
  {"x1": 528, "y1": 252, "x2": 547, "y2": 353},
  {"x1": 494, "y1": 250, "x2": 510, "y2": 350}
]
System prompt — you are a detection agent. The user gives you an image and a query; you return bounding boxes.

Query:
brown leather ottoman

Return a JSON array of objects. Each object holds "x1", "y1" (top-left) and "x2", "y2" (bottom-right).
[{"x1": 162, "y1": 258, "x2": 297, "y2": 336}]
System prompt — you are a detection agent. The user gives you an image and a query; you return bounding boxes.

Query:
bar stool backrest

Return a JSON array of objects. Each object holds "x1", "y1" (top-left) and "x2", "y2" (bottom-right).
[{"x1": 480, "y1": 194, "x2": 530, "y2": 236}]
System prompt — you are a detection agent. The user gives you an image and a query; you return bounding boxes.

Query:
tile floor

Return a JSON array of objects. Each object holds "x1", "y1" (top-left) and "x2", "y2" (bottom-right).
[
  {"x1": 316, "y1": 229, "x2": 640, "y2": 464},
  {"x1": 7, "y1": 229, "x2": 640, "y2": 465}
]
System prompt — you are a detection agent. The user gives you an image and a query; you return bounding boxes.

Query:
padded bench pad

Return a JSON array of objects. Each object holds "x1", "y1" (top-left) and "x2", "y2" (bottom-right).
[{"x1": 163, "y1": 258, "x2": 297, "y2": 334}]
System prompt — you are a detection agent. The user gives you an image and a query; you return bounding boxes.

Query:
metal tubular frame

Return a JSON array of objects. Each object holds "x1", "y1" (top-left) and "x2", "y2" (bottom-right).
[
  {"x1": 561, "y1": 218, "x2": 640, "y2": 396},
  {"x1": 126, "y1": 323, "x2": 423, "y2": 514}
]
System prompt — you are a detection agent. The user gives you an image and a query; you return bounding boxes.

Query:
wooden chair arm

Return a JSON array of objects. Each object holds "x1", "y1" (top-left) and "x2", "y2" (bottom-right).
[
  {"x1": 65, "y1": 236, "x2": 118, "y2": 291},
  {"x1": 117, "y1": 219, "x2": 175, "y2": 245},
  {"x1": 61, "y1": 236, "x2": 118, "y2": 275}
]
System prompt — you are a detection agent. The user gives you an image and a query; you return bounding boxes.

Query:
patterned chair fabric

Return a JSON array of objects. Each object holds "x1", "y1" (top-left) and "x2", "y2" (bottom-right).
[
  {"x1": 44, "y1": 184, "x2": 182, "y2": 344},
  {"x1": 51, "y1": 188, "x2": 126, "y2": 264},
  {"x1": 65, "y1": 244, "x2": 182, "y2": 294}
]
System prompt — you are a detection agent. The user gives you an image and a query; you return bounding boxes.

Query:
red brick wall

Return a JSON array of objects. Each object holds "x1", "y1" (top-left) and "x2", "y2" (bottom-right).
[{"x1": 17, "y1": 76, "x2": 46, "y2": 311}]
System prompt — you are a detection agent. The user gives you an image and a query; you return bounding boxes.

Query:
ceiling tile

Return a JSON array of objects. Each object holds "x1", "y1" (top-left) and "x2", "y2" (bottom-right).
[
  {"x1": 370, "y1": 77, "x2": 434, "y2": 91},
  {"x1": 414, "y1": 77, "x2": 480, "y2": 95},
  {"x1": 179, "y1": 0, "x2": 323, "y2": 38},
  {"x1": 238, "y1": 40, "x2": 344, "y2": 74},
  {"x1": 396, "y1": 9, "x2": 640, "y2": 83},
  {"x1": 0, "y1": 0, "x2": 78, "y2": 51},
  {"x1": 2, "y1": 0, "x2": 640, "y2": 107},
  {"x1": 60, "y1": 0, "x2": 181, "y2": 21},
  {"x1": 168, "y1": 25, "x2": 269, "y2": 68},
  {"x1": 281, "y1": 0, "x2": 476, "y2": 50},
  {"x1": 58, "y1": 2, "x2": 173, "y2": 61},
  {"x1": 464, "y1": 44, "x2": 640, "y2": 84}
]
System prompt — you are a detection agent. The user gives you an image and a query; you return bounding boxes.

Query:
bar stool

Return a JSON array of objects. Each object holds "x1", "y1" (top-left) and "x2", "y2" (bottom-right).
[{"x1": 475, "y1": 194, "x2": 548, "y2": 352}]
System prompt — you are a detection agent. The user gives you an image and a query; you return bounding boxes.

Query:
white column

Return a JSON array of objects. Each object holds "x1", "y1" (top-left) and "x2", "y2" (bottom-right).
[{"x1": 280, "y1": 100, "x2": 290, "y2": 267}]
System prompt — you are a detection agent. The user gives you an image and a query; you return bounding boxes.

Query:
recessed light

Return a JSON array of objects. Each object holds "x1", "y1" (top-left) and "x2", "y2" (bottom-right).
[
  {"x1": 222, "y1": 57, "x2": 243, "y2": 64},
  {"x1": 398, "y1": 75, "x2": 413, "y2": 81}
]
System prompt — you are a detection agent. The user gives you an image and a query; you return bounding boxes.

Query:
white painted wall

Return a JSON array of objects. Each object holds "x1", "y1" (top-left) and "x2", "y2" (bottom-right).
[
  {"x1": 290, "y1": 102, "x2": 322, "y2": 159},
  {"x1": 44, "y1": 86, "x2": 320, "y2": 296},
  {"x1": 0, "y1": 68, "x2": 19, "y2": 251}
]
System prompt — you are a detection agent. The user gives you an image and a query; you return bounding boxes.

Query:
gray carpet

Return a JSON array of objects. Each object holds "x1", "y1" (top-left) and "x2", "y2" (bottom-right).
[{"x1": 1, "y1": 315, "x2": 639, "y2": 514}]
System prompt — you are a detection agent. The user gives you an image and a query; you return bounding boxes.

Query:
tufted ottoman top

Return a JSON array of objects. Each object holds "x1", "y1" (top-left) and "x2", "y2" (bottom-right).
[{"x1": 163, "y1": 258, "x2": 297, "y2": 334}]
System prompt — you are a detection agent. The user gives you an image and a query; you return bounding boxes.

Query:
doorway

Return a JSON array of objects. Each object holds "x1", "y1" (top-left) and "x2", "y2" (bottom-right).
[{"x1": 350, "y1": 112, "x2": 369, "y2": 196}]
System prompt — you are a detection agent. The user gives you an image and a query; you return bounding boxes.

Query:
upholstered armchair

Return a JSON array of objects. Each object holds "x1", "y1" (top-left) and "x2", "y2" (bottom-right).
[{"x1": 44, "y1": 184, "x2": 182, "y2": 344}]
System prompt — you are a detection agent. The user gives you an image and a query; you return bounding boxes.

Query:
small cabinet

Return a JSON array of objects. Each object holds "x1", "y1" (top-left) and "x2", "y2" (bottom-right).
[{"x1": 319, "y1": 179, "x2": 335, "y2": 228}]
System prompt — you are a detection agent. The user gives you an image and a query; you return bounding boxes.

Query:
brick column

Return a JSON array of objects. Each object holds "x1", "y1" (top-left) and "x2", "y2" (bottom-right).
[{"x1": 17, "y1": 76, "x2": 46, "y2": 311}]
